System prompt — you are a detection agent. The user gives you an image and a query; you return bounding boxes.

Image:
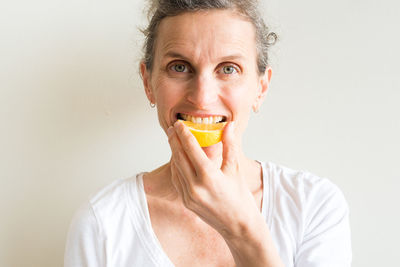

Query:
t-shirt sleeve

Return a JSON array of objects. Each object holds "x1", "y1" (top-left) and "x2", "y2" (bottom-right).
[
  {"x1": 295, "y1": 177, "x2": 352, "y2": 267},
  {"x1": 64, "y1": 201, "x2": 105, "y2": 267}
]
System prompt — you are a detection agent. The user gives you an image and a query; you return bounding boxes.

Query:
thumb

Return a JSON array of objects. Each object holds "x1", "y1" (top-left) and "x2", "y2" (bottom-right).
[{"x1": 221, "y1": 121, "x2": 239, "y2": 173}]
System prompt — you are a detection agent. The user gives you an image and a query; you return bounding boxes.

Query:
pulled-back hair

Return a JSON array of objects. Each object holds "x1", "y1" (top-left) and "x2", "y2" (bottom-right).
[{"x1": 141, "y1": 0, "x2": 277, "y2": 74}]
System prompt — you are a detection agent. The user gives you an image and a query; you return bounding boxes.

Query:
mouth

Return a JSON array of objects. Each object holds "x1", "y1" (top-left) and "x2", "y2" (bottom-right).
[{"x1": 176, "y1": 113, "x2": 227, "y2": 124}]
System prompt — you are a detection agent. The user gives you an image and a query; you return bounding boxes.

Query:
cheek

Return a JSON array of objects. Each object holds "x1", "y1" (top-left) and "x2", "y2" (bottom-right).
[
  {"x1": 152, "y1": 76, "x2": 184, "y2": 107},
  {"x1": 221, "y1": 80, "x2": 258, "y2": 135},
  {"x1": 152, "y1": 77, "x2": 188, "y2": 129},
  {"x1": 222, "y1": 80, "x2": 258, "y2": 114},
  {"x1": 152, "y1": 79, "x2": 182, "y2": 129}
]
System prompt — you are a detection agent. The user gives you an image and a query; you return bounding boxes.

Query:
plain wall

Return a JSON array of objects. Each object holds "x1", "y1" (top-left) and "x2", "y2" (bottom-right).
[{"x1": 1, "y1": 0, "x2": 399, "y2": 266}]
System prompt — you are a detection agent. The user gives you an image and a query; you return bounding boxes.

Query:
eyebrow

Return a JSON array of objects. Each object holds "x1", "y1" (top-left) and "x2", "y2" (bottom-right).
[
  {"x1": 163, "y1": 51, "x2": 246, "y2": 63},
  {"x1": 163, "y1": 51, "x2": 190, "y2": 62}
]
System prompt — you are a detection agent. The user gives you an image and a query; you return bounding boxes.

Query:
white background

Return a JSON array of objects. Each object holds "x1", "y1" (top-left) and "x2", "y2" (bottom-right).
[{"x1": 1, "y1": 0, "x2": 399, "y2": 266}]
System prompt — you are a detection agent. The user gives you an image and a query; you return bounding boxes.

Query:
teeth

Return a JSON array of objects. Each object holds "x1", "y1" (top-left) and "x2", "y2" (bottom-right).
[
  {"x1": 214, "y1": 116, "x2": 222, "y2": 123},
  {"x1": 179, "y1": 114, "x2": 224, "y2": 124}
]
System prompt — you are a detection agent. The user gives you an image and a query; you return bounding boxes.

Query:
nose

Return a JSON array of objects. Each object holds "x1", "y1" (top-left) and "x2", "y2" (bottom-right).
[{"x1": 186, "y1": 73, "x2": 218, "y2": 109}]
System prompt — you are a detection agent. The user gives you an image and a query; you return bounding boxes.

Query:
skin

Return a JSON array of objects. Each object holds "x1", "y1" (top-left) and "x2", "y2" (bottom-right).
[{"x1": 140, "y1": 9, "x2": 283, "y2": 267}]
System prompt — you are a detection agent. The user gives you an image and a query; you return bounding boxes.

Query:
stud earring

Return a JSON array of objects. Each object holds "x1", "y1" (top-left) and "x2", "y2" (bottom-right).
[{"x1": 150, "y1": 102, "x2": 156, "y2": 108}]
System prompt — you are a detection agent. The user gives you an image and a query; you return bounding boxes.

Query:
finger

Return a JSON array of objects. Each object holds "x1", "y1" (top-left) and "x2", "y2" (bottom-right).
[
  {"x1": 173, "y1": 120, "x2": 210, "y2": 174},
  {"x1": 167, "y1": 126, "x2": 197, "y2": 181},
  {"x1": 170, "y1": 159, "x2": 181, "y2": 193},
  {"x1": 171, "y1": 159, "x2": 191, "y2": 206},
  {"x1": 221, "y1": 121, "x2": 239, "y2": 174},
  {"x1": 170, "y1": 160, "x2": 184, "y2": 196}
]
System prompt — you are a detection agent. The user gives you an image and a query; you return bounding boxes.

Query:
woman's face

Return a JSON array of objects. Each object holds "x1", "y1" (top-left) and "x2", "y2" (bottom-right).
[{"x1": 141, "y1": 9, "x2": 271, "y2": 146}]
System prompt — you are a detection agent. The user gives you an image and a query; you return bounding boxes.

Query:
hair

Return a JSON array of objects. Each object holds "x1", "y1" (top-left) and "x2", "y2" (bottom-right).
[{"x1": 141, "y1": 0, "x2": 277, "y2": 75}]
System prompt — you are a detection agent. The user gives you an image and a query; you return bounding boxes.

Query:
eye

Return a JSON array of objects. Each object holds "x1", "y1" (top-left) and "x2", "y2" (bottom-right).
[
  {"x1": 218, "y1": 64, "x2": 240, "y2": 75},
  {"x1": 222, "y1": 65, "x2": 237, "y2": 74},
  {"x1": 171, "y1": 63, "x2": 188, "y2": 73}
]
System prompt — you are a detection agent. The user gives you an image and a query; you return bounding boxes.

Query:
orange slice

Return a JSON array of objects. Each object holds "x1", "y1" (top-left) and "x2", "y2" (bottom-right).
[{"x1": 180, "y1": 120, "x2": 227, "y2": 147}]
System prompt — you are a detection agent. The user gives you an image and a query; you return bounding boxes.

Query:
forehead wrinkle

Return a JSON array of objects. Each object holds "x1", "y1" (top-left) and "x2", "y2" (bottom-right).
[
  {"x1": 160, "y1": 35, "x2": 252, "y2": 67},
  {"x1": 156, "y1": 10, "x2": 257, "y2": 67}
]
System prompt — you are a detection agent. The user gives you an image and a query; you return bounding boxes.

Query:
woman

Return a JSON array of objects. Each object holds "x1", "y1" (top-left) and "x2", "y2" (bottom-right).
[{"x1": 65, "y1": 1, "x2": 352, "y2": 266}]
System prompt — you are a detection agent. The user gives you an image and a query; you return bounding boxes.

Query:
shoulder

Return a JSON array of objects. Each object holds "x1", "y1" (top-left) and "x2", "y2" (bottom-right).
[
  {"x1": 67, "y1": 176, "x2": 136, "y2": 230},
  {"x1": 65, "y1": 174, "x2": 151, "y2": 266},
  {"x1": 65, "y1": 176, "x2": 141, "y2": 257},
  {"x1": 264, "y1": 161, "x2": 347, "y2": 211},
  {"x1": 262, "y1": 161, "x2": 350, "y2": 238},
  {"x1": 67, "y1": 175, "x2": 142, "y2": 239},
  {"x1": 263, "y1": 162, "x2": 351, "y2": 265},
  {"x1": 89, "y1": 177, "x2": 134, "y2": 215}
]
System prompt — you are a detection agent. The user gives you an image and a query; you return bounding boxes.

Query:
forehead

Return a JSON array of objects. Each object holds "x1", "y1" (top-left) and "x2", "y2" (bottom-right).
[{"x1": 154, "y1": 9, "x2": 257, "y2": 63}]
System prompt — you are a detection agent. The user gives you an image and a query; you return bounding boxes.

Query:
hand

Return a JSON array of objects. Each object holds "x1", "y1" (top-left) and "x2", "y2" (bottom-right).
[
  {"x1": 167, "y1": 120, "x2": 259, "y2": 238},
  {"x1": 167, "y1": 120, "x2": 285, "y2": 267}
]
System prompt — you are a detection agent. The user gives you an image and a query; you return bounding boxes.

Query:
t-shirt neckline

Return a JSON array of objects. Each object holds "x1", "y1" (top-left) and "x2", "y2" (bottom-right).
[
  {"x1": 132, "y1": 161, "x2": 270, "y2": 266},
  {"x1": 134, "y1": 173, "x2": 175, "y2": 266}
]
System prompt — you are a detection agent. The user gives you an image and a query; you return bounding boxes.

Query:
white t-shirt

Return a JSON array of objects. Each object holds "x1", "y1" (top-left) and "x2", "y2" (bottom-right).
[{"x1": 64, "y1": 161, "x2": 352, "y2": 267}]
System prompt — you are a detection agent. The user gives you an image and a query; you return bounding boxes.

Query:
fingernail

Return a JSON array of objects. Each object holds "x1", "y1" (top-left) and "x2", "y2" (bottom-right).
[
  {"x1": 174, "y1": 120, "x2": 184, "y2": 131},
  {"x1": 167, "y1": 126, "x2": 174, "y2": 137},
  {"x1": 174, "y1": 120, "x2": 182, "y2": 127}
]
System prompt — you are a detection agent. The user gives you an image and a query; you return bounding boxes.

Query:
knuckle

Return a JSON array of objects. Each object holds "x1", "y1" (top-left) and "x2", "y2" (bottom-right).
[
  {"x1": 182, "y1": 185, "x2": 210, "y2": 212},
  {"x1": 174, "y1": 151, "x2": 184, "y2": 163},
  {"x1": 197, "y1": 168, "x2": 208, "y2": 178},
  {"x1": 167, "y1": 132, "x2": 176, "y2": 144},
  {"x1": 187, "y1": 185, "x2": 198, "y2": 200},
  {"x1": 184, "y1": 200, "x2": 194, "y2": 210},
  {"x1": 185, "y1": 146, "x2": 196, "y2": 156},
  {"x1": 182, "y1": 196, "x2": 191, "y2": 208},
  {"x1": 183, "y1": 194, "x2": 197, "y2": 210},
  {"x1": 187, "y1": 186, "x2": 203, "y2": 205}
]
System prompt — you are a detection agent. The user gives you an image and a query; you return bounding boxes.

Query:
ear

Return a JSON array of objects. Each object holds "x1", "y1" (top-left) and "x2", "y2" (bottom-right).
[
  {"x1": 252, "y1": 67, "x2": 272, "y2": 112},
  {"x1": 140, "y1": 61, "x2": 155, "y2": 104}
]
